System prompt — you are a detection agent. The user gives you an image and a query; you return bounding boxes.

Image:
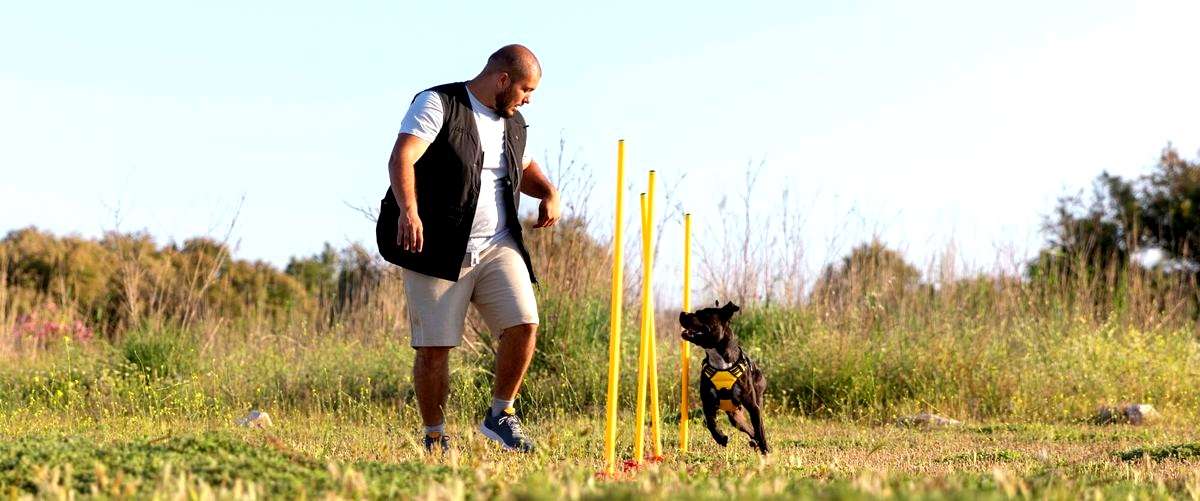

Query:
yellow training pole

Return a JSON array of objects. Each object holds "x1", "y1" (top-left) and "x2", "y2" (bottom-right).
[
  {"x1": 648, "y1": 288, "x2": 662, "y2": 458},
  {"x1": 680, "y1": 212, "x2": 692, "y2": 454},
  {"x1": 603, "y1": 140, "x2": 625, "y2": 476},
  {"x1": 632, "y1": 193, "x2": 651, "y2": 464},
  {"x1": 646, "y1": 171, "x2": 662, "y2": 459}
]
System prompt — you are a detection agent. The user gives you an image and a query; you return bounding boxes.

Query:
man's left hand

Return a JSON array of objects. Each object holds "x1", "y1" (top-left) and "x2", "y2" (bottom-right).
[{"x1": 534, "y1": 193, "x2": 561, "y2": 228}]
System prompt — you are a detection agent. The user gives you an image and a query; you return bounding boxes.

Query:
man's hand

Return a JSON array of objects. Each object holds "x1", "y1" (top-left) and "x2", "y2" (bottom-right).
[
  {"x1": 535, "y1": 192, "x2": 561, "y2": 228},
  {"x1": 519, "y1": 159, "x2": 561, "y2": 229},
  {"x1": 389, "y1": 132, "x2": 431, "y2": 252},
  {"x1": 397, "y1": 207, "x2": 424, "y2": 253}
]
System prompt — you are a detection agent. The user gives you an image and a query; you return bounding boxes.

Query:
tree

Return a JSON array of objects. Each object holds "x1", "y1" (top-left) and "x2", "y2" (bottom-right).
[
  {"x1": 1032, "y1": 145, "x2": 1200, "y2": 279},
  {"x1": 285, "y1": 243, "x2": 339, "y2": 300},
  {"x1": 811, "y1": 238, "x2": 921, "y2": 311},
  {"x1": 1138, "y1": 147, "x2": 1200, "y2": 269}
]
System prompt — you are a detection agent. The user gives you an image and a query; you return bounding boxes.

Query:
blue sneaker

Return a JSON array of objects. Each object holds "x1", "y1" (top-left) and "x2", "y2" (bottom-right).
[
  {"x1": 423, "y1": 432, "x2": 451, "y2": 454},
  {"x1": 479, "y1": 407, "x2": 535, "y2": 452}
]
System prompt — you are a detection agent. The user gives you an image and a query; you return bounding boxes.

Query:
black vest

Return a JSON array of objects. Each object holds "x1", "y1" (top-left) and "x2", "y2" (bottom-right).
[{"x1": 376, "y1": 82, "x2": 536, "y2": 283}]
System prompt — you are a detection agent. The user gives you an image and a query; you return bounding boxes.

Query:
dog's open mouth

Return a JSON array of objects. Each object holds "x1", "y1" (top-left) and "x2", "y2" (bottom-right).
[{"x1": 680, "y1": 329, "x2": 697, "y2": 341}]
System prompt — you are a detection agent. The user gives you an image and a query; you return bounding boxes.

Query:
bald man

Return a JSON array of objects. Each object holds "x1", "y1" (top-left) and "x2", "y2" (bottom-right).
[{"x1": 378, "y1": 45, "x2": 560, "y2": 453}]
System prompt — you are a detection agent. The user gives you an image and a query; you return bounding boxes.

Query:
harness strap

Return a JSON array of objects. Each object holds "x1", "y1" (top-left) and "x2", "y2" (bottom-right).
[{"x1": 702, "y1": 353, "x2": 752, "y2": 412}]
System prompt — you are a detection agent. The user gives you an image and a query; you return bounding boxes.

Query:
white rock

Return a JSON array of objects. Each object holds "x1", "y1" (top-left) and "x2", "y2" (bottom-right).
[
  {"x1": 897, "y1": 412, "x2": 961, "y2": 428},
  {"x1": 1095, "y1": 403, "x2": 1161, "y2": 425},
  {"x1": 1125, "y1": 403, "x2": 1161, "y2": 425},
  {"x1": 236, "y1": 410, "x2": 273, "y2": 428}
]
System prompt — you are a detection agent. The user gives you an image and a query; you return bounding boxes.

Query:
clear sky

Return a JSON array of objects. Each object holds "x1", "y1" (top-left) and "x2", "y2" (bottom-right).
[{"x1": 3, "y1": 1, "x2": 1199, "y2": 286}]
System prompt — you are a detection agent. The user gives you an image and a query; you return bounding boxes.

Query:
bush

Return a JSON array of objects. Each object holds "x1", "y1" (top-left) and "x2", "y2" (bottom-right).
[{"x1": 121, "y1": 329, "x2": 198, "y2": 379}]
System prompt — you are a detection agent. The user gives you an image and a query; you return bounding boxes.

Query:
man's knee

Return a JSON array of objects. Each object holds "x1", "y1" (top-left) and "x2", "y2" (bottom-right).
[
  {"x1": 414, "y1": 346, "x2": 453, "y2": 366},
  {"x1": 500, "y1": 323, "x2": 538, "y2": 341}
]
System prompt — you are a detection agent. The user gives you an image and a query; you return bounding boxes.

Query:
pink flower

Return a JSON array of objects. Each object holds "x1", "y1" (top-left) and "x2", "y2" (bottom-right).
[{"x1": 11, "y1": 310, "x2": 93, "y2": 344}]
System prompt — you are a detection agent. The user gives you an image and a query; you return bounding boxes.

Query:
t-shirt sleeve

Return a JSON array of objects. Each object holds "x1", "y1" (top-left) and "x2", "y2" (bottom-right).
[{"x1": 398, "y1": 91, "x2": 443, "y2": 143}]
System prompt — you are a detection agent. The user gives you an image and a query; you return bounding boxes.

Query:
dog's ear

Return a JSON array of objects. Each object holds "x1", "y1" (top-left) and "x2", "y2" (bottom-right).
[{"x1": 718, "y1": 301, "x2": 740, "y2": 321}]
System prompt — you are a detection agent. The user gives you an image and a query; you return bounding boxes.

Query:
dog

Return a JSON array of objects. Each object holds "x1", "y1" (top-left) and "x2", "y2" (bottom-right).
[{"x1": 679, "y1": 301, "x2": 768, "y2": 454}]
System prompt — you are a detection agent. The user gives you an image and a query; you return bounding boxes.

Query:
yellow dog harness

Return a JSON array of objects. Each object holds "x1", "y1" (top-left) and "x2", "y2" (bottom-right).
[{"x1": 702, "y1": 353, "x2": 751, "y2": 412}]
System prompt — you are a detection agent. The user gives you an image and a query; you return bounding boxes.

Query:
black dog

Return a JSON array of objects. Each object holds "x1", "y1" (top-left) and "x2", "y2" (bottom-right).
[{"x1": 679, "y1": 301, "x2": 768, "y2": 454}]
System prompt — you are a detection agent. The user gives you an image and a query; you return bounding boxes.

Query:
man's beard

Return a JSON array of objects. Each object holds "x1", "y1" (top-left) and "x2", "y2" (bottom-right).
[{"x1": 494, "y1": 84, "x2": 520, "y2": 118}]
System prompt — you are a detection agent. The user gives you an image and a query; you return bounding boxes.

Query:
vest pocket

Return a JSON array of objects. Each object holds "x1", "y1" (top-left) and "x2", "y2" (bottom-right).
[{"x1": 448, "y1": 126, "x2": 477, "y2": 149}]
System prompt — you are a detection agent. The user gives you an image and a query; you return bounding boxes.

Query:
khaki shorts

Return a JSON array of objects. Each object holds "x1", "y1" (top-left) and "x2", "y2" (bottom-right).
[{"x1": 402, "y1": 233, "x2": 539, "y2": 347}]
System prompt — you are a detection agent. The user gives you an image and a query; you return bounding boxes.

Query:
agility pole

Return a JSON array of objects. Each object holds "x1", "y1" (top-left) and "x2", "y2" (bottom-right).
[
  {"x1": 646, "y1": 171, "x2": 662, "y2": 459},
  {"x1": 603, "y1": 140, "x2": 625, "y2": 476},
  {"x1": 633, "y1": 192, "x2": 650, "y2": 463},
  {"x1": 680, "y1": 212, "x2": 692, "y2": 453}
]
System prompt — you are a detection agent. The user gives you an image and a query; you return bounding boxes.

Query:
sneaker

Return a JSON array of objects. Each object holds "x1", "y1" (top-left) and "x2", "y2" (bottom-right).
[
  {"x1": 479, "y1": 407, "x2": 535, "y2": 452},
  {"x1": 423, "y1": 432, "x2": 451, "y2": 453}
]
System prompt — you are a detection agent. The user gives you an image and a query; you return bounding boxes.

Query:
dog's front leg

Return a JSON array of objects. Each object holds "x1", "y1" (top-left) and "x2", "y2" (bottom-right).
[
  {"x1": 703, "y1": 404, "x2": 728, "y2": 447},
  {"x1": 727, "y1": 409, "x2": 757, "y2": 448},
  {"x1": 745, "y1": 400, "x2": 769, "y2": 454}
]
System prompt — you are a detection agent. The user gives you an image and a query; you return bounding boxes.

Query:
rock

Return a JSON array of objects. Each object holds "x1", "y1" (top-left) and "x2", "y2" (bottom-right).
[
  {"x1": 1096, "y1": 403, "x2": 1161, "y2": 425},
  {"x1": 237, "y1": 410, "x2": 273, "y2": 428},
  {"x1": 897, "y1": 412, "x2": 962, "y2": 428},
  {"x1": 1126, "y1": 404, "x2": 1162, "y2": 425}
]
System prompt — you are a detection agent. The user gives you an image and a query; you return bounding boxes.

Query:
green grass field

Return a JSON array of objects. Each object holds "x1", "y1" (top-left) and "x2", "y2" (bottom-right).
[
  {"x1": 3, "y1": 408, "x2": 1200, "y2": 499},
  {"x1": 1, "y1": 331, "x2": 1199, "y2": 499},
  {"x1": 6, "y1": 218, "x2": 1200, "y2": 498}
]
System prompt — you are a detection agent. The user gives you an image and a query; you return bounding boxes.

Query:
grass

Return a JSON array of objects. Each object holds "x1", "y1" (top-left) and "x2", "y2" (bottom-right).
[
  {"x1": 1118, "y1": 443, "x2": 1200, "y2": 462},
  {"x1": 0, "y1": 330, "x2": 1196, "y2": 499},
  {"x1": 2, "y1": 410, "x2": 1200, "y2": 499},
  {"x1": 6, "y1": 168, "x2": 1200, "y2": 497},
  {"x1": 0, "y1": 320, "x2": 1198, "y2": 498}
]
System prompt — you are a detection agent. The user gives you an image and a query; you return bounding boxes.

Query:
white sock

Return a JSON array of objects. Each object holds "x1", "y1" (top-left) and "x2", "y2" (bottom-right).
[
  {"x1": 424, "y1": 422, "x2": 445, "y2": 436},
  {"x1": 491, "y1": 398, "x2": 515, "y2": 417}
]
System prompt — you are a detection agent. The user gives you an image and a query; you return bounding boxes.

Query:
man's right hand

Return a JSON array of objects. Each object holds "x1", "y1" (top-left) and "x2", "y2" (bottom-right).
[
  {"x1": 398, "y1": 208, "x2": 424, "y2": 253},
  {"x1": 389, "y1": 132, "x2": 431, "y2": 254}
]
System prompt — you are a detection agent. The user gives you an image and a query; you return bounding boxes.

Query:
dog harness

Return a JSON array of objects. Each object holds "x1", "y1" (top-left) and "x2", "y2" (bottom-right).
[{"x1": 702, "y1": 353, "x2": 751, "y2": 412}]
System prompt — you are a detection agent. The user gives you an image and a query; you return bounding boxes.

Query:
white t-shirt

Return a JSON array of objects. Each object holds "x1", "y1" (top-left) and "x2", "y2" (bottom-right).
[{"x1": 398, "y1": 88, "x2": 531, "y2": 256}]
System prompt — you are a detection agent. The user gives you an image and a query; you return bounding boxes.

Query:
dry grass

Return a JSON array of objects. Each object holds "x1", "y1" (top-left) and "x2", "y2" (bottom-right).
[{"x1": 2, "y1": 409, "x2": 1199, "y2": 499}]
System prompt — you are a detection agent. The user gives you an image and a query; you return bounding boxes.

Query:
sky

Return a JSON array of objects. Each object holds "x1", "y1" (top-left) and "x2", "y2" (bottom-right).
[{"x1": 3, "y1": 0, "x2": 1199, "y2": 293}]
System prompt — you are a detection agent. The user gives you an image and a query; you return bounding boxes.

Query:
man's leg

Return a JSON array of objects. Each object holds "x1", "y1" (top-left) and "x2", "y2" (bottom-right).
[
  {"x1": 478, "y1": 323, "x2": 538, "y2": 452},
  {"x1": 472, "y1": 236, "x2": 540, "y2": 452},
  {"x1": 413, "y1": 346, "x2": 453, "y2": 427},
  {"x1": 493, "y1": 323, "x2": 538, "y2": 401},
  {"x1": 402, "y1": 266, "x2": 472, "y2": 449}
]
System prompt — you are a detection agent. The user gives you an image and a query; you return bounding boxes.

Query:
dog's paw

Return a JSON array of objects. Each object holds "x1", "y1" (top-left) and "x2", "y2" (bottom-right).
[{"x1": 714, "y1": 434, "x2": 729, "y2": 447}]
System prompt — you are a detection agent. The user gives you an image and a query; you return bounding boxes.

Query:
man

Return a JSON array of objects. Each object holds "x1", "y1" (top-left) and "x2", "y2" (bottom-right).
[{"x1": 379, "y1": 44, "x2": 560, "y2": 454}]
